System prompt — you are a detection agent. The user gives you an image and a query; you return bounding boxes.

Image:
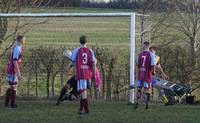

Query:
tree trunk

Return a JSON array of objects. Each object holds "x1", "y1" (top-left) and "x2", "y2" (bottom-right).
[
  {"x1": 60, "y1": 58, "x2": 65, "y2": 88},
  {"x1": 27, "y1": 77, "x2": 30, "y2": 97},
  {"x1": 35, "y1": 72, "x2": 39, "y2": 97},
  {"x1": 190, "y1": 39, "x2": 196, "y2": 69},
  {"x1": 0, "y1": 18, "x2": 8, "y2": 43},
  {"x1": 27, "y1": 69, "x2": 33, "y2": 97},
  {"x1": 106, "y1": 58, "x2": 115, "y2": 100},
  {"x1": 0, "y1": 84, "x2": 2, "y2": 96},
  {"x1": 139, "y1": 16, "x2": 144, "y2": 51},
  {"x1": 94, "y1": 85, "x2": 98, "y2": 100},
  {"x1": 46, "y1": 72, "x2": 50, "y2": 98},
  {"x1": 100, "y1": 63, "x2": 106, "y2": 100},
  {"x1": 51, "y1": 73, "x2": 57, "y2": 97}
]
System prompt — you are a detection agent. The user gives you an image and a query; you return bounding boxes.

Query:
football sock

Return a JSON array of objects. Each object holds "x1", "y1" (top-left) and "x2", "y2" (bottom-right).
[
  {"x1": 5, "y1": 88, "x2": 11, "y2": 106},
  {"x1": 160, "y1": 90, "x2": 168, "y2": 103},
  {"x1": 80, "y1": 99, "x2": 84, "y2": 112},
  {"x1": 83, "y1": 99, "x2": 89, "y2": 113},
  {"x1": 57, "y1": 87, "x2": 68, "y2": 101},
  {"x1": 11, "y1": 89, "x2": 16, "y2": 106},
  {"x1": 136, "y1": 89, "x2": 142, "y2": 99},
  {"x1": 145, "y1": 93, "x2": 150, "y2": 109}
]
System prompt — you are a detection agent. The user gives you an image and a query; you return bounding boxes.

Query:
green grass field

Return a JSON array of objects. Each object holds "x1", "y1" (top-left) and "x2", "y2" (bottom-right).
[{"x1": 0, "y1": 100, "x2": 200, "y2": 123}]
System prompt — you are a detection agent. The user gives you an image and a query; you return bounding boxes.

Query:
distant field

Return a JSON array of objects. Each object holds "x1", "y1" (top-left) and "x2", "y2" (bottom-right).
[
  {"x1": 5, "y1": 16, "x2": 131, "y2": 48},
  {"x1": 0, "y1": 100, "x2": 200, "y2": 123}
]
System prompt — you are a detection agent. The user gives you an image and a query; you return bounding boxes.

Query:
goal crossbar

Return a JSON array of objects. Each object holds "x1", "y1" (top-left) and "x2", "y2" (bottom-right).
[{"x1": 0, "y1": 13, "x2": 136, "y2": 17}]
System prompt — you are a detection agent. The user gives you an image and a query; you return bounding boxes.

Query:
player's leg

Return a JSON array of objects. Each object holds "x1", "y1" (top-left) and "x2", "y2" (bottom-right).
[
  {"x1": 144, "y1": 82, "x2": 151, "y2": 109},
  {"x1": 56, "y1": 76, "x2": 75, "y2": 105},
  {"x1": 84, "y1": 80, "x2": 91, "y2": 114},
  {"x1": 81, "y1": 90, "x2": 89, "y2": 114},
  {"x1": 135, "y1": 80, "x2": 142, "y2": 109},
  {"x1": 78, "y1": 80, "x2": 90, "y2": 115},
  {"x1": 4, "y1": 83, "x2": 12, "y2": 107},
  {"x1": 10, "y1": 84, "x2": 17, "y2": 108},
  {"x1": 64, "y1": 81, "x2": 78, "y2": 101},
  {"x1": 78, "y1": 80, "x2": 84, "y2": 114},
  {"x1": 56, "y1": 84, "x2": 69, "y2": 105},
  {"x1": 5, "y1": 74, "x2": 18, "y2": 108},
  {"x1": 69, "y1": 81, "x2": 78, "y2": 100},
  {"x1": 152, "y1": 79, "x2": 169, "y2": 105},
  {"x1": 96, "y1": 86, "x2": 100, "y2": 98},
  {"x1": 158, "y1": 88, "x2": 169, "y2": 105}
]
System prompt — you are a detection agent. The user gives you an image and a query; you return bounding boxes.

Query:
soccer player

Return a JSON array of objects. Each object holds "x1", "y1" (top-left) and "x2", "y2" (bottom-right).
[
  {"x1": 56, "y1": 60, "x2": 100, "y2": 105},
  {"x1": 56, "y1": 51, "x2": 78, "y2": 105},
  {"x1": 95, "y1": 68, "x2": 101, "y2": 97},
  {"x1": 94, "y1": 59, "x2": 101, "y2": 98},
  {"x1": 70, "y1": 35, "x2": 96, "y2": 115},
  {"x1": 150, "y1": 46, "x2": 170, "y2": 105},
  {"x1": 135, "y1": 41, "x2": 155, "y2": 109},
  {"x1": 5, "y1": 35, "x2": 25, "y2": 108}
]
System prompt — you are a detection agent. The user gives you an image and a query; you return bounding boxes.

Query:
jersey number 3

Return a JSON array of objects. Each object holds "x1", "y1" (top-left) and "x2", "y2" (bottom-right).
[{"x1": 82, "y1": 53, "x2": 88, "y2": 64}]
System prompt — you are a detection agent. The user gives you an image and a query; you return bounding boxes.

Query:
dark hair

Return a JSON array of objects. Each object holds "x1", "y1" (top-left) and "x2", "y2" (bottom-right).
[
  {"x1": 17, "y1": 35, "x2": 24, "y2": 42},
  {"x1": 150, "y1": 46, "x2": 157, "y2": 51},
  {"x1": 80, "y1": 35, "x2": 87, "y2": 45},
  {"x1": 143, "y1": 41, "x2": 150, "y2": 45}
]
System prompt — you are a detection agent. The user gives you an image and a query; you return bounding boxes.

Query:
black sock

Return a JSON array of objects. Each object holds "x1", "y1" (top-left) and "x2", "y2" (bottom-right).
[
  {"x1": 83, "y1": 99, "x2": 89, "y2": 113},
  {"x1": 5, "y1": 88, "x2": 11, "y2": 106},
  {"x1": 145, "y1": 93, "x2": 150, "y2": 109},
  {"x1": 80, "y1": 99, "x2": 84, "y2": 112},
  {"x1": 146, "y1": 93, "x2": 150, "y2": 101},
  {"x1": 58, "y1": 87, "x2": 67, "y2": 101},
  {"x1": 11, "y1": 89, "x2": 16, "y2": 106}
]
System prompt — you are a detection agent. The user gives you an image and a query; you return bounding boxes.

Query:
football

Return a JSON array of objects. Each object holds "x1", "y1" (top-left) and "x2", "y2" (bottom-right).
[{"x1": 63, "y1": 49, "x2": 72, "y2": 58}]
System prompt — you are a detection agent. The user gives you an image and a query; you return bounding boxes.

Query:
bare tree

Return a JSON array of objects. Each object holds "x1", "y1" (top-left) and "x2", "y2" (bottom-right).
[
  {"x1": 135, "y1": 0, "x2": 172, "y2": 49},
  {"x1": 173, "y1": 0, "x2": 200, "y2": 69}
]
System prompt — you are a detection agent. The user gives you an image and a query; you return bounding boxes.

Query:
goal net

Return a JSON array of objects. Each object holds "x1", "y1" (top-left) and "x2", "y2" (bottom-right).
[{"x1": 0, "y1": 13, "x2": 151, "y2": 103}]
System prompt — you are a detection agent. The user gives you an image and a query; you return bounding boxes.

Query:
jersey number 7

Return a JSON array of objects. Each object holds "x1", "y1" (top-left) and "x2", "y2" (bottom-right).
[{"x1": 142, "y1": 56, "x2": 146, "y2": 67}]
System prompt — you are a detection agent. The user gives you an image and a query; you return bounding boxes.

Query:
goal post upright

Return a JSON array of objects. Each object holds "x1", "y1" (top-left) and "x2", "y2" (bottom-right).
[{"x1": 129, "y1": 13, "x2": 136, "y2": 104}]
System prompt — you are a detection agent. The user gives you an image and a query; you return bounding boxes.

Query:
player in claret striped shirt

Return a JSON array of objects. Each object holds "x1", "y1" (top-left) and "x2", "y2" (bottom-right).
[
  {"x1": 5, "y1": 35, "x2": 25, "y2": 108},
  {"x1": 70, "y1": 35, "x2": 96, "y2": 115},
  {"x1": 135, "y1": 41, "x2": 155, "y2": 110}
]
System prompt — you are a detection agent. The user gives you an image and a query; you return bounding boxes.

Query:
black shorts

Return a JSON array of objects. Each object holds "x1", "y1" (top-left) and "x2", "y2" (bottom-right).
[
  {"x1": 66, "y1": 76, "x2": 78, "y2": 96},
  {"x1": 8, "y1": 81, "x2": 18, "y2": 85}
]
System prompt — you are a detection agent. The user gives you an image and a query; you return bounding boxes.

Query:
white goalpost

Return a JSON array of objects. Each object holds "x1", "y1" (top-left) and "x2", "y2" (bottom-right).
[{"x1": 0, "y1": 12, "x2": 151, "y2": 103}]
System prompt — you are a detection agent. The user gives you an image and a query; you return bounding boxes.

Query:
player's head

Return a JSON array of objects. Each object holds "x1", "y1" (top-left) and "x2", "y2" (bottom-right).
[
  {"x1": 17, "y1": 35, "x2": 25, "y2": 45},
  {"x1": 80, "y1": 35, "x2": 87, "y2": 45},
  {"x1": 150, "y1": 46, "x2": 157, "y2": 53},
  {"x1": 143, "y1": 41, "x2": 150, "y2": 50}
]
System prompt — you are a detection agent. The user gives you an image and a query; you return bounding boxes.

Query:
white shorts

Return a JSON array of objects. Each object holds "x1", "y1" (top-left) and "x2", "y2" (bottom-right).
[
  {"x1": 136, "y1": 80, "x2": 151, "y2": 90},
  {"x1": 77, "y1": 79, "x2": 91, "y2": 92},
  {"x1": 6, "y1": 74, "x2": 18, "y2": 85}
]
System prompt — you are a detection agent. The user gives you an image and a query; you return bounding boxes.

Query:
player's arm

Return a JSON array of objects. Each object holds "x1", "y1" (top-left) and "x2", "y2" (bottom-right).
[
  {"x1": 91, "y1": 49, "x2": 96, "y2": 81},
  {"x1": 157, "y1": 64, "x2": 170, "y2": 80},
  {"x1": 70, "y1": 48, "x2": 79, "y2": 64},
  {"x1": 68, "y1": 62, "x2": 74, "y2": 70},
  {"x1": 68, "y1": 48, "x2": 78, "y2": 76},
  {"x1": 13, "y1": 48, "x2": 21, "y2": 79},
  {"x1": 14, "y1": 61, "x2": 21, "y2": 78},
  {"x1": 136, "y1": 55, "x2": 140, "y2": 67},
  {"x1": 150, "y1": 52, "x2": 156, "y2": 75}
]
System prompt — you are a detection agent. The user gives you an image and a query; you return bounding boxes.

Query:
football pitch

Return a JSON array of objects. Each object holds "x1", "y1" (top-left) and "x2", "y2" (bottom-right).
[{"x1": 0, "y1": 100, "x2": 200, "y2": 123}]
